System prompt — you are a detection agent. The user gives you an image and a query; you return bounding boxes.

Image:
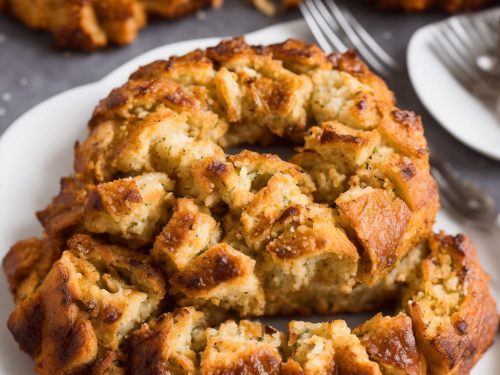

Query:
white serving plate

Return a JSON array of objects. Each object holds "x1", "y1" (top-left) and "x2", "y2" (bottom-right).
[
  {"x1": 408, "y1": 7, "x2": 500, "y2": 161},
  {"x1": 0, "y1": 20, "x2": 498, "y2": 374}
]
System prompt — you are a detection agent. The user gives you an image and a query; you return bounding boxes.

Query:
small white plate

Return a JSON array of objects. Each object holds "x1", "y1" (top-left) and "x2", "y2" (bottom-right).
[
  {"x1": 408, "y1": 8, "x2": 500, "y2": 161},
  {"x1": 0, "y1": 20, "x2": 498, "y2": 374}
]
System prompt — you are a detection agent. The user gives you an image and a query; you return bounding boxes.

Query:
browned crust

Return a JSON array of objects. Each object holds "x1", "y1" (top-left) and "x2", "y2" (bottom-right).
[
  {"x1": 170, "y1": 244, "x2": 244, "y2": 293},
  {"x1": 127, "y1": 307, "x2": 205, "y2": 375},
  {"x1": 68, "y1": 234, "x2": 167, "y2": 297},
  {"x1": 36, "y1": 176, "x2": 91, "y2": 238},
  {"x1": 2, "y1": 236, "x2": 62, "y2": 302},
  {"x1": 354, "y1": 313, "x2": 427, "y2": 375},
  {"x1": 7, "y1": 261, "x2": 99, "y2": 374},
  {"x1": 337, "y1": 188, "x2": 412, "y2": 284},
  {"x1": 266, "y1": 223, "x2": 327, "y2": 259},
  {"x1": 334, "y1": 350, "x2": 382, "y2": 375},
  {"x1": 280, "y1": 360, "x2": 306, "y2": 375},
  {"x1": 379, "y1": 110, "x2": 429, "y2": 159},
  {"x1": 265, "y1": 38, "x2": 332, "y2": 73},
  {"x1": 406, "y1": 232, "x2": 499, "y2": 375},
  {"x1": 155, "y1": 200, "x2": 196, "y2": 255},
  {"x1": 85, "y1": 178, "x2": 142, "y2": 216},
  {"x1": 328, "y1": 49, "x2": 395, "y2": 108},
  {"x1": 4, "y1": 0, "x2": 220, "y2": 51},
  {"x1": 142, "y1": 0, "x2": 222, "y2": 18},
  {"x1": 205, "y1": 348, "x2": 282, "y2": 375},
  {"x1": 90, "y1": 350, "x2": 126, "y2": 375},
  {"x1": 128, "y1": 321, "x2": 175, "y2": 375}
]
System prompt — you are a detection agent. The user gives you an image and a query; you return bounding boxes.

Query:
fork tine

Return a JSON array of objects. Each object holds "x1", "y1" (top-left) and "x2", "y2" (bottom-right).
[
  {"x1": 463, "y1": 14, "x2": 496, "y2": 50},
  {"x1": 302, "y1": 0, "x2": 400, "y2": 77},
  {"x1": 484, "y1": 15, "x2": 500, "y2": 45},
  {"x1": 441, "y1": 24, "x2": 481, "y2": 72},
  {"x1": 435, "y1": 30, "x2": 484, "y2": 83},
  {"x1": 438, "y1": 26, "x2": 500, "y2": 93},
  {"x1": 455, "y1": 16, "x2": 488, "y2": 51},
  {"x1": 434, "y1": 36, "x2": 497, "y2": 98},
  {"x1": 309, "y1": 0, "x2": 391, "y2": 76},
  {"x1": 302, "y1": 0, "x2": 348, "y2": 52},
  {"x1": 324, "y1": 0, "x2": 401, "y2": 70},
  {"x1": 439, "y1": 18, "x2": 500, "y2": 94},
  {"x1": 317, "y1": 0, "x2": 390, "y2": 76},
  {"x1": 298, "y1": 2, "x2": 333, "y2": 53},
  {"x1": 431, "y1": 33, "x2": 478, "y2": 90},
  {"x1": 447, "y1": 19, "x2": 484, "y2": 61},
  {"x1": 448, "y1": 17, "x2": 486, "y2": 57}
]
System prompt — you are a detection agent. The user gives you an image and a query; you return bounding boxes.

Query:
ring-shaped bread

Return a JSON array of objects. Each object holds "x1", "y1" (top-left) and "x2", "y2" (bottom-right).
[{"x1": 3, "y1": 38, "x2": 497, "y2": 375}]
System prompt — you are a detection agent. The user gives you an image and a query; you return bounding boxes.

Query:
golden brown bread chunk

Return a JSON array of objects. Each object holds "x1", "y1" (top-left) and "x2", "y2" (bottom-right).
[
  {"x1": 3, "y1": 0, "x2": 221, "y2": 51},
  {"x1": 237, "y1": 173, "x2": 361, "y2": 313},
  {"x1": 83, "y1": 172, "x2": 175, "y2": 246},
  {"x1": 201, "y1": 319, "x2": 284, "y2": 374},
  {"x1": 89, "y1": 350, "x2": 127, "y2": 374},
  {"x1": 2, "y1": 236, "x2": 62, "y2": 303},
  {"x1": 170, "y1": 243, "x2": 265, "y2": 316},
  {"x1": 282, "y1": 320, "x2": 382, "y2": 374},
  {"x1": 197, "y1": 316, "x2": 413, "y2": 374},
  {"x1": 402, "y1": 232, "x2": 499, "y2": 375},
  {"x1": 212, "y1": 47, "x2": 312, "y2": 141},
  {"x1": 7, "y1": 234, "x2": 166, "y2": 375},
  {"x1": 128, "y1": 307, "x2": 207, "y2": 375},
  {"x1": 354, "y1": 313, "x2": 427, "y2": 375},
  {"x1": 336, "y1": 186, "x2": 412, "y2": 285},
  {"x1": 36, "y1": 176, "x2": 91, "y2": 239},
  {"x1": 152, "y1": 197, "x2": 221, "y2": 274}
]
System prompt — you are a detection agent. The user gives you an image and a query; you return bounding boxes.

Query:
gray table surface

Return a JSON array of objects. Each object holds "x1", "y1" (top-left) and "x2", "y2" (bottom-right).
[{"x1": 0, "y1": 0, "x2": 499, "y2": 213}]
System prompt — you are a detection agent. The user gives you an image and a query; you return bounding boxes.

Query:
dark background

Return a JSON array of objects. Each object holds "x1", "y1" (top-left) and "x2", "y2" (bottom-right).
[{"x1": 0, "y1": 0, "x2": 498, "y2": 212}]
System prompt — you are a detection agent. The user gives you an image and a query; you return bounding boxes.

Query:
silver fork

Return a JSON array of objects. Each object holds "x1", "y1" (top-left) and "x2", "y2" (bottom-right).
[
  {"x1": 431, "y1": 14, "x2": 500, "y2": 115},
  {"x1": 446, "y1": 10, "x2": 500, "y2": 79},
  {"x1": 431, "y1": 44, "x2": 500, "y2": 118},
  {"x1": 434, "y1": 15, "x2": 500, "y2": 85},
  {"x1": 299, "y1": 0, "x2": 401, "y2": 76},
  {"x1": 300, "y1": 0, "x2": 499, "y2": 227}
]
